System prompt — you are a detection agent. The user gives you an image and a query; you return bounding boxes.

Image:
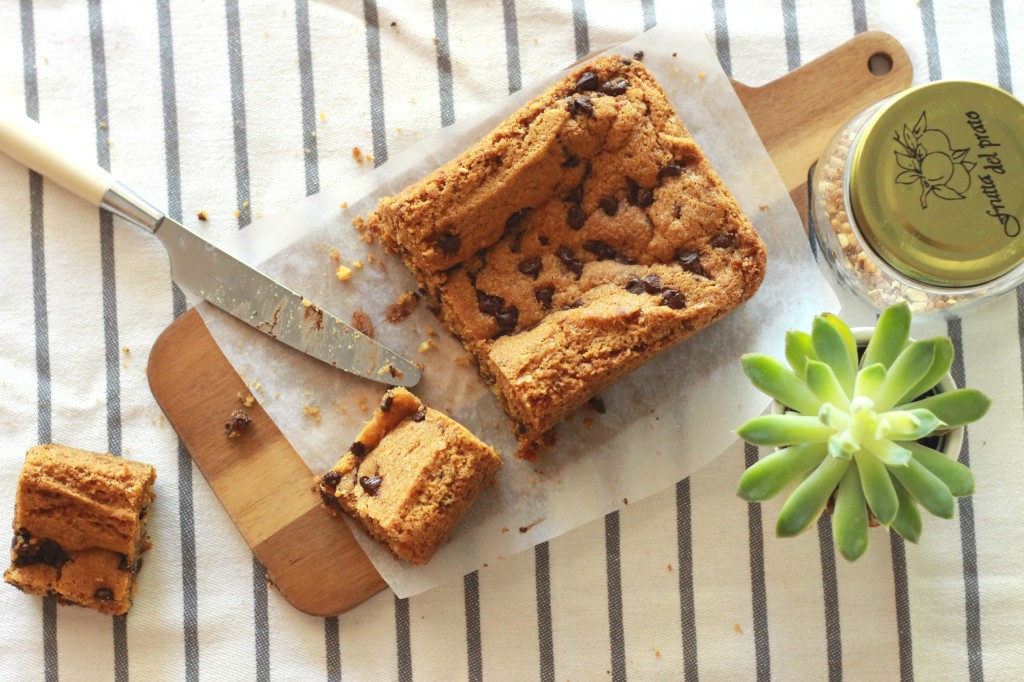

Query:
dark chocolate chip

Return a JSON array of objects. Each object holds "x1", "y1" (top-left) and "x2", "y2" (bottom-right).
[
  {"x1": 476, "y1": 290, "x2": 506, "y2": 316},
  {"x1": 599, "y1": 195, "x2": 619, "y2": 216},
  {"x1": 674, "y1": 205, "x2": 682, "y2": 219},
  {"x1": 583, "y1": 239, "x2": 616, "y2": 260},
  {"x1": 625, "y1": 277, "x2": 646, "y2": 295},
  {"x1": 678, "y1": 250, "x2": 709, "y2": 277},
  {"x1": 387, "y1": 365, "x2": 398, "y2": 378},
  {"x1": 555, "y1": 246, "x2": 584, "y2": 277},
  {"x1": 518, "y1": 257, "x2": 542, "y2": 279},
  {"x1": 94, "y1": 588, "x2": 114, "y2": 601},
  {"x1": 494, "y1": 306, "x2": 519, "y2": 335},
  {"x1": 576, "y1": 70, "x2": 599, "y2": 91},
  {"x1": 627, "y1": 178, "x2": 640, "y2": 206},
  {"x1": 711, "y1": 231, "x2": 737, "y2": 248},
  {"x1": 658, "y1": 163, "x2": 683, "y2": 181},
  {"x1": 614, "y1": 253, "x2": 636, "y2": 265},
  {"x1": 642, "y1": 273, "x2": 663, "y2": 293},
  {"x1": 636, "y1": 187, "x2": 654, "y2": 208},
  {"x1": 224, "y1": 409, "x2": 251, "y2": 438},
  {"x1": 534, "y1": 285, "x2": 555, "y2": 309},
  {"x1": 359, "y1": 475, "x2": 382, "y2": 496},
  {"x1": 567, "y1": 203, "x2": 587, "y2": 230},
  {"x1": 569, "y1": 94, "x2": 594, "y2": 117},
  {"x1": 119, "y1": 554, "x2": 131, "y2": 571},
  {"x1": 322, "y1": 470, "x2": 341, "y2": 487},
  {"x1": 620, "y1": 58, "x2": 632, "y2": 65},
  {"x1": 350, "y1": 441, "x2": 367, "y2": 457},
  {"x1": 412, "y1": 407, "x2": 428, "y2": 422},
  {"x1": 564, "y1": 185, "x2": 584, "y2": 203},
  {"x1": 561, "y1": 300, "x2": 584, "y2": 310},
  {"x1": 319, "y1": 488, "x2": 341, "y2": 509},
  {"x1": 661, "y1": 289, "x2": 686, "y2": 309},
  {"x1": 633, "y1": 50, "x2": 644, "y2": 61},
  {"x1": 12, "y1": 531, "x2": 69, "y2": 570},
  {"x1": 380, "y1": 394, "x2": 394, "y2": 412},
  {"x1": 562, "y1": 154, "x2": 581, "y2": 168},
  {"x1": 538, "y1": 235, "x2": 550, "y2": 246},
  {"x1": 598, "y1": 77, "x2": 629, "y2": 96},
  {"x1": 504, "y1": 210, "x2": 530, "y2": 252},
  {"x1": 436, "y1": 231, "x2": 461, "y2": 255},
  {"x1": 587, "y1": 397, "x2": 607, "y2": 414}
]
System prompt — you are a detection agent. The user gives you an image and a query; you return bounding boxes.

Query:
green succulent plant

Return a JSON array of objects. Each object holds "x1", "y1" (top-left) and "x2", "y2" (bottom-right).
[{"x1": 736, "y1": 302, "x2": 990, "y2": 561}]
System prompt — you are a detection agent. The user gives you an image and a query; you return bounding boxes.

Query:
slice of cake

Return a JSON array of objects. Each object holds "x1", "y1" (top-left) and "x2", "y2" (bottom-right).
[
  {"x1": 317, "y1": 388, "x2": 502, "y2": 565},
  {"x1": 371, "y1": 55, "x2": 767, "y2": 456},
  {"x1": 4, "y1": 444, "x2": 157, "y2": 616}
]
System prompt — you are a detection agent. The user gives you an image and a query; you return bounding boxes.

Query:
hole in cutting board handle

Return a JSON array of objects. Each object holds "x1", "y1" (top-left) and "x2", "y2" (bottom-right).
[{"x1": 868, "y1": 52, "x2": 893, "y2": 77}]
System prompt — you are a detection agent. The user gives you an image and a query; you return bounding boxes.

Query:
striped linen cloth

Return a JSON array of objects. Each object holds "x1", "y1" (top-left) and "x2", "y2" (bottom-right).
[{"x1": 0, "y1": 1, "x2": 1020, "y2": 680}]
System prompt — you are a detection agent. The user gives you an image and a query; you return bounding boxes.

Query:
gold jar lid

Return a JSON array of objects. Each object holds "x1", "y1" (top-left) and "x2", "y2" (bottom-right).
[{"x1": 848, "y1": 81, "x2": 1024, "y2": 287}]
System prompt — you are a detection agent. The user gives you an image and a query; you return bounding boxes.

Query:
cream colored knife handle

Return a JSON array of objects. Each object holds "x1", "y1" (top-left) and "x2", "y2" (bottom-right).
[{"x1": 0, "y1": 109, "x2": 163, "y2": 231}]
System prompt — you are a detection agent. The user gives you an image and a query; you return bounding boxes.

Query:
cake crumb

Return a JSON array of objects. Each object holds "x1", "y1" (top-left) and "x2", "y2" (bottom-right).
[
  {"x1": 225, "y1": 409, "x2": 251, "y2": 438},
  {"x1": 667, "y1": 563, "x2": 673, "y2": 572},
  {"x1": 425, "y1": 327, "x2": 437, "y2": 337},
  {"x1": 734, "y1": 623, "x2": 743, "y2": 634},
  {"x1": 501, "y1": 527, "x2": 509, "y2": 533},
  {"x1": 357, "y1": 396, "x2": 369, "y2": 412},
  {"x1": 418, "y1": 339, "x2": 436, "y2": 353},
  {"x1": 758, "y1": 204, "x2": 768, "y2": 212},
  {"x1": 582, "y1": 417, "x2": 594, "y2": 429},
  {"x1": 340, "y1": 201, "x2": 349, "y2": 209},
  {"x1": 197, "y1": 210, "x2": 208, "y2": 221},
  {"x1": 655, "y1": 650, "x2": 662, "y2": 659},
  {"x1": 698, "y1": 71, "x2": 706, "y2": 80},
  {"x1": 236, "y1": 392, "x2": 256, "y2": 408},
  {"x1": 454, "y1": 354, "x2": 473, "y2": 366},
  {"x1": 303, "y1": 404, "x2": 321, "y2": 423},
  {"x1": 335, "y1": 265, "x2": 352, "y2": 281},
  {"x1": 518, "y1": 518, "x2": 544, "y2": 533},
  {"x1": 319, "y1": 111, "x2": 327, "y2": 121},
  {"x1": 352, "y1": 260, "x2": 363, "y2": 269},
  {"x1": 329, "y1": 249, "x2": 341, "y2": 263},
  {"x1": 623, "y1": 498, "x2": 628, "y2": 505},
  {"x1": 385, "y1": 291, "x2": 420, "y2": 323},
  {"x1": 351, "y1": 310, "x2": 374, "y2": 338},
  {"x1": 352, "y1": 147, "x2": 365, "y2": 164},
  {"x1": 233, "y1": 209, "x2": 241, "y2": 219}
]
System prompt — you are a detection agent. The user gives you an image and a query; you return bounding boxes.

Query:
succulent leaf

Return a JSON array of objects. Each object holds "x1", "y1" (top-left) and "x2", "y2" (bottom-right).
[
  {"x1": 833, "y1": 461, "x2": 869, "y2": 561},
  {"x1": 737, "y1": 443, "x2": 828, "y2": 501},
  {"x1": 902, "y1": 442, "x2": 975, "y2": 497},
  {"x1": 828, "y1": 431, "x2": 859, "y2": 460},
  {"x1": 881, "y1": 408, "x2": 945, "y2": 440},
  {"x1": 854, "y1": 363, "x2": 886, "y2": 401},
  {"x1": 888, "y1": 458, "x2": 955, "y2": 519},
  {"x1": 861, "y1": 301, "x2": 911, "y2": 369},
  {"x1": 863, "y1": 438, "x2": 913, "y2": 466},
  {"x1": 873, "y1": 340, "x2": 937, "y2": 411},
  {"x1": 785, "y1": 330, "x2": 816, "y2": 380},
  {"x1": 741, "y1": 354, "x2": 822, "y2": 416},
  {"x1": 899, "y1": 388, "x2": 991, "y2": 429},
  {"x1": 737, "y1": 415, "x2": 835, "y2": 447},
  {"x1": 818, "y1": 403, "x2": 850, "y2": 431},
  {"x1": 890, "y1": 478, "x2": 923, "y2": 543},
  {"x1": 822, "y1": 313, "x2": 859, "y2": 373},
  {"x1": 899, "y1": 337, "x2": 954, "y2": 405},
  {"x1": 812, "y1": 316, "x2": 856, "y2": 397},
  {"x1": 776, "y1": 455, "x2": 851, "y2": 537},
  {"x1": 854, "y1": 449, "x2": 899, "y2": 525},
  {"x1": 806, "y1": 361, "x2": 851, "y2": 411}
]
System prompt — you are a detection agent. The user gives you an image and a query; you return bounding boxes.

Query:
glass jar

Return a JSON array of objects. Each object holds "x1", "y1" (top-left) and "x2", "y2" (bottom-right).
[{"x1": 809, "y1": 81, "x2": 1024, "y2": 316}]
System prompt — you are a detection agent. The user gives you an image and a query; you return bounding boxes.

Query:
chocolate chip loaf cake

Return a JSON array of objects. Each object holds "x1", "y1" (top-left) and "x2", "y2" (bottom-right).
[
  {"x1": 372, "y1": 55, "x2": 767, "y2": 456},
  {"x1": 317, "y1": 388, "x2": 502, "y2": 565},
  {"x1": 4, "y1": 444, "x2": 156, "y2": 615}
]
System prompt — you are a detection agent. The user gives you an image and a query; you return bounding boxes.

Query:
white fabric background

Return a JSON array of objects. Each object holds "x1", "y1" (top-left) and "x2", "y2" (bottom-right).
[{"x1": 0, "y1": 1, "x2": 1021, "y2": 680}]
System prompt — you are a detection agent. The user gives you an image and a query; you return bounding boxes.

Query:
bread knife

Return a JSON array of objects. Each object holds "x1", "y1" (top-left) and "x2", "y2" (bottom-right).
[{"x1": 0, "y1": 110, "x2": 420, "y2": 388}]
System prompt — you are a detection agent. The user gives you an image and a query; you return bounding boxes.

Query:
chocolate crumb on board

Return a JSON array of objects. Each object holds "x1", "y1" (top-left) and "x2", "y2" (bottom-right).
[
  {"x1": 351, "y1": 309, "x2": 374, "y2": 338},
  {"x1": 196, "y1": 210, "x2": 208, "y2": 221},
  {"x1": 586, "y1": 397, "x2": 607, "y2": 414},
  {"x1": 225, "y1": 409, "x2": 251, "y2": 438},
  {"x1": 385, "y1": 290, "x2": 420, "y2": 323}
]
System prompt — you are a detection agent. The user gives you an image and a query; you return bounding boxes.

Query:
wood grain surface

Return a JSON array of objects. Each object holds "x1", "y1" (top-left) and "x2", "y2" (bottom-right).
[{"x1": 148, "y1": 31, "x2": 913, "y2": 616}]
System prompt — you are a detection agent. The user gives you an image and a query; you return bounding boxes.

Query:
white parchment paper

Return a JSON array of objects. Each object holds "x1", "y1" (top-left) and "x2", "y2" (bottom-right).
[{"x1": 199, "y1": 20, "x2": 839, "y2": 598}]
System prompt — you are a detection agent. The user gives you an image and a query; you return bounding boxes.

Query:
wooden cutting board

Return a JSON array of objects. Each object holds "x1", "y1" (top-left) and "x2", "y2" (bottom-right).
[{"x1": 148, "y1": 31, "x2": 912, "y2": 617}]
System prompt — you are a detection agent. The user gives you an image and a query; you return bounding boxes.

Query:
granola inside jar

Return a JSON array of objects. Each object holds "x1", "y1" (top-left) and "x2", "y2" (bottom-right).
[{"x1": 809, "y1": 81, "x2": 1024, "y2": 317}]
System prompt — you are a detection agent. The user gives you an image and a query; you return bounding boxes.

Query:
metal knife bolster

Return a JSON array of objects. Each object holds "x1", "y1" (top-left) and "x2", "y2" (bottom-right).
[{"x1": 101, "y1": 181, "x2": 165, "y2": 232}]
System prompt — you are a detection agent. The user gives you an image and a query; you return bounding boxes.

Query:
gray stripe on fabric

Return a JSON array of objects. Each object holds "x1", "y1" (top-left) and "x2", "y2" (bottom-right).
[
  {"x1": 744, "y1": 444, "x2": 771, "y2": 682},
  {"x1": 889, "y1": 532, "x2": 913, "y2": 681},
  {"x1": 947, "y1": 318, "x2": 984, "y2": 682},
  {"x1": 395, "y1": 595, "x2": 412, "y2": 682},
  {"x1": 711, "y1": 0, "x2": 732, "y2": 77},
  {"x1": 502, "y1": 0, "x2": 521, "y2": 94},
  {"x1": 781, "y1": 0, "x2": 800, "y2": 72},
  {"x1": 253, "y1": 556, "x2": 270, "y2": 681},
  {"x1": 918, "y1": 0, "x2": 941, "y2": 81},
  {"x1": 225, "y1": 0, "x2": 252, "y2": 227},
  {"x1": 535, "y1": 542, "x2": 554, "y2": 682},
  {"x1": 363, "y1": 0, "x2": 388, "y2": 165},
  {"x1": 572, "y1": 0, "x2": 589, "y2": 59},
  {"x1": 465, "y1": 572, "x2": 482, "y2": 682},
  {"x1": 295, "y1": 0, "x2": 319, "y2": 195},
  {"x1": 676, "y1": 479, "x2": 698, "y2": 681},
  {"x1": 990, "y1": 0, "x2": 1012, "y2": 92},
  {"x1": 20, "y1": 2, "x2": 57, "y2": 677},
  {"x1": 816, "y1": 517, "x2": 842, "y2": 682},
  {"x1": 606, "y1": 513, "x2": 626, "y2": 682},
  {"x1": 641, "y1": 0, "x2": 656, "y2": 30},
  {"x1": 325, "y1": 617, "x2": 340, "y2": 682},
  {"x1": 851, "y1": 0, "x2": 867, "y2": 34},
  {"x1": 432, "y1": 0, "x2": 454, "y2": 128},
  {"x1": 157, "y1": 1, "x2": 200, "y2": 677},
  {"x1": 88, "y1": 3, "x2": 129, "y2": 678}
]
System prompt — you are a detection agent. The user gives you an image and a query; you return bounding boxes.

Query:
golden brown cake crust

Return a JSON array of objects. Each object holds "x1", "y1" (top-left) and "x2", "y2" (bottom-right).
[
  {"x1": 373, "y1": 55, "x2": 767, "y2": 454},
  {"x1": 4, "y1": 444, "x2": 156, "y2": 616},
  {"x1": 317, "y1": 388, "x2": 502, "y2": 565}
]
